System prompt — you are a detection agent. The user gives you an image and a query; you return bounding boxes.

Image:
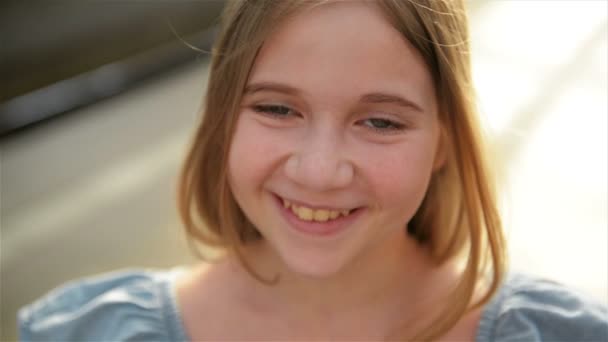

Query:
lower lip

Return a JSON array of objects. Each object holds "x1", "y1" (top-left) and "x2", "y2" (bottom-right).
[{"x1": 273, "y1": 195, "x2": 363, "y2": 237}]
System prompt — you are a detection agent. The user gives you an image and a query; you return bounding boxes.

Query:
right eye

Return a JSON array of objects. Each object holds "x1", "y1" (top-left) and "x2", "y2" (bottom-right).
[{"x1": 252, "y1": 104, "x2": 297, "y2": 118}]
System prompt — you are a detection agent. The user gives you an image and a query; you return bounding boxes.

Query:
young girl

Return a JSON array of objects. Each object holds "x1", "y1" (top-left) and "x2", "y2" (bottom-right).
[{"x1": 19, "y1": 1, "x2": 607, "y2": 341}]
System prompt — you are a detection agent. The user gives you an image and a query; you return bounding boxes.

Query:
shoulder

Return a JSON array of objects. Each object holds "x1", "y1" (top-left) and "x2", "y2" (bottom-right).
[
  {"x1": 477, "y1": 273, "x2": 608, "y2": 342},
  {"x1": 18, "y1": 268, "x2": 188, "y2": 342},
  {"x1": 175, "y1": 260, "x2": 255, "y2": 340}
]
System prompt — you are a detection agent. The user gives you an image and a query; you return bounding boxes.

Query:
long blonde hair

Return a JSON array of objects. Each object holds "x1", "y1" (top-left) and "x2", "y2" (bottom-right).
[{"x1": 178, "y1": 0, "x2": 507, "y2": 340}]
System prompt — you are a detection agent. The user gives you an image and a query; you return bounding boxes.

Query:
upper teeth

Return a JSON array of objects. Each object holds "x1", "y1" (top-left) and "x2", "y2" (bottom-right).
[{"x1": 282, "y1": 199, "x2": 350, "y2": 222}]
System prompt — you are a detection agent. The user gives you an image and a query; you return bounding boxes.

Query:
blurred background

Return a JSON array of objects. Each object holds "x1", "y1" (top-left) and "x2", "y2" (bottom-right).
[{"x1": 1, "y1": 0, "x2": 606, "y2": 339}]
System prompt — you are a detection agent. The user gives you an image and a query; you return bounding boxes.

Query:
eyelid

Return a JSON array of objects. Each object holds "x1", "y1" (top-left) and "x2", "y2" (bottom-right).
[
  {"x1": 363, "y1": 118, "x2": 405, "y2": 131},
  {"x1": 356, "y1": 111, "x2": 409, "y2": 135},
  {"x1": 252, "y1": 103, "x2": 300, "y2": 118}
]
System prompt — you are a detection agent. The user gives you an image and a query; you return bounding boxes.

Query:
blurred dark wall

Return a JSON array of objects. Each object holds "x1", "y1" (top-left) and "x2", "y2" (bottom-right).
[
  {"x1": 0, "y1": 1, "x2": 224, "y2": 135},
  {"x1": 1, "y1": 1, "x2": 224, "y2": 101}
]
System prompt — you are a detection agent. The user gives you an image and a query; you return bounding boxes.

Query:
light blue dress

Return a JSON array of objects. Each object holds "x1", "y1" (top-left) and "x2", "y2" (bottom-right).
[{"x1": 18, "y1": 269, "x2": 608, "y2": 341}]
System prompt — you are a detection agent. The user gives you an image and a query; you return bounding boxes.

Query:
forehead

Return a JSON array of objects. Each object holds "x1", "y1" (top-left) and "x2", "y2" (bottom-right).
[{"x1": 248, "y1": 1, "x2": 436, "y2": 111}]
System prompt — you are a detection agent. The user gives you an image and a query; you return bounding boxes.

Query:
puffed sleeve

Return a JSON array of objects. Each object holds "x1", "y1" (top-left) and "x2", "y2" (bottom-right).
[
  {"x1": 481, "y1": 274, "x2": 608, "y2": 342},
  {"x1": 18, "y1": 269, "x2": 187, "y2": 342}
]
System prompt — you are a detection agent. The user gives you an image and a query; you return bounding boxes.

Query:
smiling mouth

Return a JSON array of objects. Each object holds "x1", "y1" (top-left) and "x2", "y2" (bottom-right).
[{"x1": 280, "y1": 197, "x2": 355, "y2": 222}]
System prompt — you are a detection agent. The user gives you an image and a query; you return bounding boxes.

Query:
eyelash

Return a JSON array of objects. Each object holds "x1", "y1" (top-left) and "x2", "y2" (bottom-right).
[
  {"x1": 252, "y1": 104, "x2": 297, "y2": 118},
  {"x1": 360, "y1": 118, "x2": 406, "y2": 133},
  {"x1": 251, "y1": 104, "x2": 406, "y2": 133}
]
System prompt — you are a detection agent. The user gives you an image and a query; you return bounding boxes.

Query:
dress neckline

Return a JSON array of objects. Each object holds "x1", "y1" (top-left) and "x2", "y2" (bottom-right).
[{"x1": 162, "y1": 267, "x2": 508, "y2": 342}]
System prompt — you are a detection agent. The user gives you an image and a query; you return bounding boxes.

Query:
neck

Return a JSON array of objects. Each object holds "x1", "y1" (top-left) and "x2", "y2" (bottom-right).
[{"x1": 229, "y1": 231, "x2": 459, "y2": 337}]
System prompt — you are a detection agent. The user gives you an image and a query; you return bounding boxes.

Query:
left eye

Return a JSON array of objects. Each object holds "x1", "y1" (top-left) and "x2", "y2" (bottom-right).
[
  {"x1": 361, "y1": 118, "x2": 405, "y2": 132},
  {"x1": 252, "y1": 104, "x2": 296, "y2": 118}
]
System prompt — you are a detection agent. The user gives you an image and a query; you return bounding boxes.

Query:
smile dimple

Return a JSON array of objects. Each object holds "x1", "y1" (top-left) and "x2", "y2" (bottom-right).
[{"x1": 281, "y1": 198, "x2": 352, "y2": 222}]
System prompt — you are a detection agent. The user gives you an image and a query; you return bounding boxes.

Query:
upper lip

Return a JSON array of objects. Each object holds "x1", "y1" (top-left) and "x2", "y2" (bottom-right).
[{"x1": 275, "y1": 193, "x2": 358, "y2": 211}]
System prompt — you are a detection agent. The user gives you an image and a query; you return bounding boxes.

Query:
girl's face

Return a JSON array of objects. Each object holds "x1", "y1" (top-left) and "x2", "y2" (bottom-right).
[{"x1": 228, "y1": 1, "x2": 443, "y2": 277}]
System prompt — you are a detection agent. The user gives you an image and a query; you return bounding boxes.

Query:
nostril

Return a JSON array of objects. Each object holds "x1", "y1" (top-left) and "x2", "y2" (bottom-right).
[{"x1": 284, "y1": 153, "x2": 354, "y2": 191}]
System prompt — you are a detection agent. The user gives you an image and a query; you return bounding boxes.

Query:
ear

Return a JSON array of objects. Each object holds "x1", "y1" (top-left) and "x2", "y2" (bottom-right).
[{"x1": 432, "y1": 125, "x2": 447, "y2": 172}]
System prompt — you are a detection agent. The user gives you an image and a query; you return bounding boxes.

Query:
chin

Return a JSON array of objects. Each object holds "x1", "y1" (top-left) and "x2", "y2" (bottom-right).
[
  {"x1": 276, "y1": 244, "x2": 354, "y2": 279},
  {"x1": 284, "y1": 260, "x2": 346, "y2": 279}
]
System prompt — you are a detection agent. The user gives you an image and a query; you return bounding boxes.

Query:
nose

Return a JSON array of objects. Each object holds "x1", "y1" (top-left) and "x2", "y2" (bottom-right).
[{"x1": 284, "y1": 132, "x2": 354, "y2": 191}]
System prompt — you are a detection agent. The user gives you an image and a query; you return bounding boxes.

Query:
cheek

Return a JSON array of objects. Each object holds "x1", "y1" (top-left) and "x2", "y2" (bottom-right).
[
  {"x1": 228, "y1": 117, "x2": 286, "y2": 193},
  {"x1": 362, "y1": 141, "x2": 437, "y2": 212}
]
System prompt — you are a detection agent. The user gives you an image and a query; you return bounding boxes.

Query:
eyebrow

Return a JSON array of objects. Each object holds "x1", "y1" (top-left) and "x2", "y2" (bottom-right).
[
  {"x1": 245, "y1": 81, "x2": 423, "y2": 112},
  {"x1": 244, "y1": 82, "x2": 301, "y2": 96},
  {"x1": 360, "y1": 92, "x2": 423, "y2": 113}
]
